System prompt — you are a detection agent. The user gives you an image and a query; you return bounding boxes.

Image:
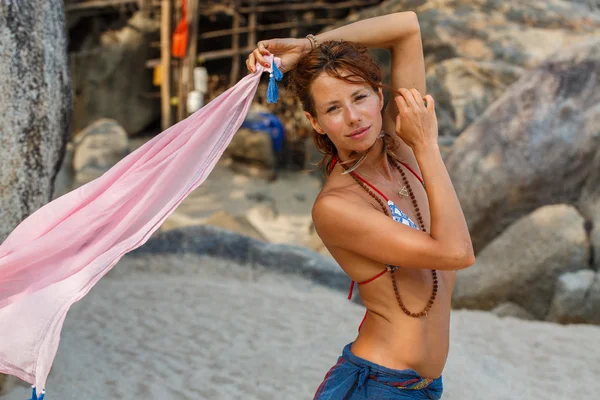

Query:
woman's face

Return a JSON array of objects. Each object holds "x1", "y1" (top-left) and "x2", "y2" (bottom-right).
[{"x1": 306, "y1": 70, "x2": 384, "y2": 156}]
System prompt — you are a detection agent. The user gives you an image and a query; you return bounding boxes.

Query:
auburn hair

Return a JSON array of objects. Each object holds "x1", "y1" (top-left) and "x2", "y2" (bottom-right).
[{"x1": 288, "y1": 40, "x2": 403, "y2": 176}]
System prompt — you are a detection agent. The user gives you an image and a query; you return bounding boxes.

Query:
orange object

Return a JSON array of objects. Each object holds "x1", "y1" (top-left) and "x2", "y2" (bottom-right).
[{"x1": 171, "y1": 0, "x2": 188, "y2": 58}]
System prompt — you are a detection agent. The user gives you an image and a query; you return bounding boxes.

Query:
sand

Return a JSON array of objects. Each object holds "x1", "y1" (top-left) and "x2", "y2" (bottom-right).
[
  {"x1": 1, "y1": 255, "x2": 599, "y2": 400},
  {"x1": 161, "y1": 157, "x2": 322, "y2": 246}
]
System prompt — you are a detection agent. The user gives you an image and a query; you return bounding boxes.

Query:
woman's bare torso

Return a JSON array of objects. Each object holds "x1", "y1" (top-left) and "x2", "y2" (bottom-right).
[{"x1": 316, "y1": 143, "x2": 456, "y2": 379}]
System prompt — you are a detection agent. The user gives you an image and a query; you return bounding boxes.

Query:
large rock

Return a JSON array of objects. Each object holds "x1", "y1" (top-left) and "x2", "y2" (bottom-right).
[
  {"x1": 51, "y1": 141, "x2": 76, "y2": 201},
  {"x1": 344, "y1": 0, "x2": 600, "y2": 68},
  {"x1": 445, "y1": 38, "x2": 600, "y2": 252},
  {"x1": 547, "y1": 269, "x2": 600, "y2": 324},
  {"x1": 70, "y1": 11, "x2": 159, "y2": 136},
  {"x1": 426, "y1": 58, "x2": 524, "y2": 136},
  {"x1": 333, "y1": 0, "x2": 600, "y2": 138},
  {"x1": 0, "y1": 0, "x2": 71, "y2": 392},
  {"x1": 569, "y1": 0, "x2": 600, "y2": 10},
  {"x1": 72, "y1": 119, "x2": 129, "y2": 187},
  {"x1": 582, "y1": 270, "x2": 600, "y2": 321},
  {"x1": 452, "y1": 204, "x2": 589, "y2": 319},
  {"x1": 126, "y1": 224, "x2": 348, "y2": 292},
  {"x1": 0, "y1": 0, "x2": 71, "y2": 242},
  {"x1": 491, "y1": 302, "x2": 536, "y2": 321},
  {"x1": 578, "y1": 141, "x2": 600, "y2": 270}
]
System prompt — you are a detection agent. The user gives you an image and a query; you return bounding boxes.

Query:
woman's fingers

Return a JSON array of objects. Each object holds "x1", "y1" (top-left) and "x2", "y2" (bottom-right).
[
  {"x1": 257, "y1": 41, "x2": 270, "y2": 55},
  {"x1": 424, "y1": 94, "x2": 435, "y2": 113},
  {"x1": 394, "y1": 93, "x2": 409, "y2": 112},
  {"x1": 410, "y1": 88, "x2": 425, "y2": 108},
  {"x1": 245, "y1": 41, "x2": 269, "y2": 72},
  {"x1": 247, "y1": 53, "x2": 256, "y2": 72},
  {"x1": 397, "y1": 88, "x2": 429, "y2": 110},
  {"x1": 253, "y1": 49, "x2": 268, "y2": 68},
  {"x1": 255, "y1": 42, "x2": 271, "y2": 67},
  {"x1": 397, "y1": 88, "x2": 418, "y2": 109}
]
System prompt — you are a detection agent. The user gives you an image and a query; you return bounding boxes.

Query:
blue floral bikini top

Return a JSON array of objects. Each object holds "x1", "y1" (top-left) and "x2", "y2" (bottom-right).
[{"x1": 389, "y1": 200, "x2": 419, "y2": 229}]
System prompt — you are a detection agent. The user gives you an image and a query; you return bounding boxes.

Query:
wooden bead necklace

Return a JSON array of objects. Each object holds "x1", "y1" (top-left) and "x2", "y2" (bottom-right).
[{"x1": 338, "y1": 156, "x2": 438, "y2": 317}]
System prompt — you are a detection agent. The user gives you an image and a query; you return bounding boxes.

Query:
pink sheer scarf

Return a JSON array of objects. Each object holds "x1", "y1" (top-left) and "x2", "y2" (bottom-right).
[{"x1": 0, "y1": 56, "x2": 280, "y2": 397}]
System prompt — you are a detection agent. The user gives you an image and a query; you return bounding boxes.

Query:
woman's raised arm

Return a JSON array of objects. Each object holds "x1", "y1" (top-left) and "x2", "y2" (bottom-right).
[
  {"x1": 246, "y1": 12, "x2": 423, "y2": 90},
  {"x1": 314, "y1": 12, "x2": 425, "y2": 106}
]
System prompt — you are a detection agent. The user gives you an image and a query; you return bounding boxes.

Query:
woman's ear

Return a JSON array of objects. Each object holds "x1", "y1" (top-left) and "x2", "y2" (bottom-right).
[
  {"x1": 305, "y1": 111, "x2": 325, "y2": 135},
  {"x1": 378, "y1": 88, "x2": 384, "y2": 111}
]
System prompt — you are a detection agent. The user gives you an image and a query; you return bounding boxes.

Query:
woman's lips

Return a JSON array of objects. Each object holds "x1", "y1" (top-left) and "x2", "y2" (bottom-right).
[{"x1": 348, "y1": 126, "x2": 370, "y2": 139}]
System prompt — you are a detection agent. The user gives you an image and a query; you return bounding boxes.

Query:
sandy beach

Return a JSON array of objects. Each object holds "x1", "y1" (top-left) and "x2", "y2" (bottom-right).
[
  {"x1": 1, "y1": 253, "x2": 599, "y2": 400},
  {"x1": 160, "y1": 157, "x2": 323, "y2": 247}
]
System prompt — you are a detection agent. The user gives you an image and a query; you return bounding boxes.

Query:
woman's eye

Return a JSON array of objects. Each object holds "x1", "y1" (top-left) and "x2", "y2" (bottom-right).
[
  {"x1": 355, "y1": 95, "x2": 367, "y2": 101},
  {"x1": 326, "y1": 106, "x2": 338, "y2": 113}
]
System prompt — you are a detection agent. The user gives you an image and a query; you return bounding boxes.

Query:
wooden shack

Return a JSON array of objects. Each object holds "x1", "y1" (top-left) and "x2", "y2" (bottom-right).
[{"x1": 65, "y1": 0, "x2": 384, "y2": 130}]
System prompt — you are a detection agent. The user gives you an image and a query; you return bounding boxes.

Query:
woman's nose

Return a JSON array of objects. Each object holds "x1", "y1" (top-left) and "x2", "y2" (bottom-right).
[{"x1": 345, "y1": 105, "x2": 361, "y2": 125}]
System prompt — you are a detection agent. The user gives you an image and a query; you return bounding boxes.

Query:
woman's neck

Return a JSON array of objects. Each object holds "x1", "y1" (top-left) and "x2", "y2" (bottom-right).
[{"x1": 337, "y1": 133, "x2": 395, "y2": 180}]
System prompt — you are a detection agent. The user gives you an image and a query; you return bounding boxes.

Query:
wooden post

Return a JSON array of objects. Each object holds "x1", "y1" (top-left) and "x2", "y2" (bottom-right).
[
  {"x1": 248, "y1": 0, "x2": 256, "y2": 51},
  {"x1": 289, "y1": 0, "x2": 298, "y2": 40},
  {"x1": 177, "y1": 64, "x2": 186, "y2": 121},
  {"x1": 230, "y1": 0, "x2": 240, "y2": 86},
  {"x1": 176, "y1": 0, "x2": 185, "y2": 122},
  {"x1": 160, "y1": 0, "x2": 173, "y2": 130},
  {"x1": 186, "y1": 0, "x2": 199, "y2": 116}
]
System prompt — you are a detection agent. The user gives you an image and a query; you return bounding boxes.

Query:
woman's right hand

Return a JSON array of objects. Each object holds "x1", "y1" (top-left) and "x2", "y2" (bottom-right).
[
  {"x1": 245, "y1": 38, "x2": 311, "y2": 74},
  {"x1": 394, "y1": 88, "x2": 438, "y2": 150}
]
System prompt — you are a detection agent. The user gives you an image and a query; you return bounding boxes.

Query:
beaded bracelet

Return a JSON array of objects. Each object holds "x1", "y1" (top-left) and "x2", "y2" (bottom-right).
[{"x1": 306, "y1": 34, "x2": 320, "y2": 51}]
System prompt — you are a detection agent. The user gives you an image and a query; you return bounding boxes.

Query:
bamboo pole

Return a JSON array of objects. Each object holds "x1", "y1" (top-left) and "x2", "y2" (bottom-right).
[
  {"x1": 289, "y1": 5, "x2": 298, "y2": 39},
  {"x1": 175, "y1": 0, "x2": 185, "y2": 122},
  {"x1": 248, "y1": 0, "x2": 256, "y2": 49},
  {"x1": 177, "y1": 61, "x2": 185, "y2": 121},
  {"x1": 160, "y1": 0, "x2": 172, "y2": 130},
  {"x1": 186, "y1": 0, "x2": 199, "y2": 116},
  {"x1": 238, "y1": 0, "x2": 379, "y2": 13},
  {"x1": 230, "y1": 0, "x2": 241, "y2": 86}
]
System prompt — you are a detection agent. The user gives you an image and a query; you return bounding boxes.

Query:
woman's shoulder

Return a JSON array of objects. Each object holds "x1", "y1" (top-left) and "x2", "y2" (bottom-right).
[{"x1": 313, "y1": 172, "x2": 380, "y2": 218}]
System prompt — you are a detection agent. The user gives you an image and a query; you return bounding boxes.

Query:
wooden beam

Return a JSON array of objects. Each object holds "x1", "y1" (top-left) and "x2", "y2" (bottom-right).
[
  {"x1": 248, "y1": 0, "x2": 256, "y2": 49},
  {"x1": 230, "y1": 0, "x2": 241, "y2": 86},
  {"x1": 199, "y1": 17, "x2": 339, "y2": 39},
  {"x1": 160, "y1": 0, "x2": 172, "y2": 130},
  {"x1": 186, "y1": 0, "x2": 200, "y2": 116},
  {"x1": 237, "y1": 0, "x2": 379, "y2": 13},
  {"x1": 196, "y1": 46, "x2": 253, "y2": 62}
]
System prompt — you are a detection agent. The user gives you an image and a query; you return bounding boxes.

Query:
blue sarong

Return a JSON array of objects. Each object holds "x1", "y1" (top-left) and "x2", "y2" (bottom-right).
[{"x1": 313, "y1": 343, "x2": 443, "y2": 399}]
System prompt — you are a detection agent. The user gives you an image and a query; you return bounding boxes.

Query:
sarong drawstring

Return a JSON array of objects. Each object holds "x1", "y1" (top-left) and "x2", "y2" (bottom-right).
[{"x1": 356, "y1": 365, "x2": 371, "y2": 395}]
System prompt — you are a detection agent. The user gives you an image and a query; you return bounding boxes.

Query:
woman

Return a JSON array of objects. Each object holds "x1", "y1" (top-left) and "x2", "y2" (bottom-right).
[{"x1": 246, "y1": 12, "x2": 474, "y2": 400}]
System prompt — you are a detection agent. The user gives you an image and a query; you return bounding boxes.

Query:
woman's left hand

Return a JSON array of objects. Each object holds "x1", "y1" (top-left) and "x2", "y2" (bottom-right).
[{"x1": 245, "y1": 38, "x2": 311, "y2": 73}]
